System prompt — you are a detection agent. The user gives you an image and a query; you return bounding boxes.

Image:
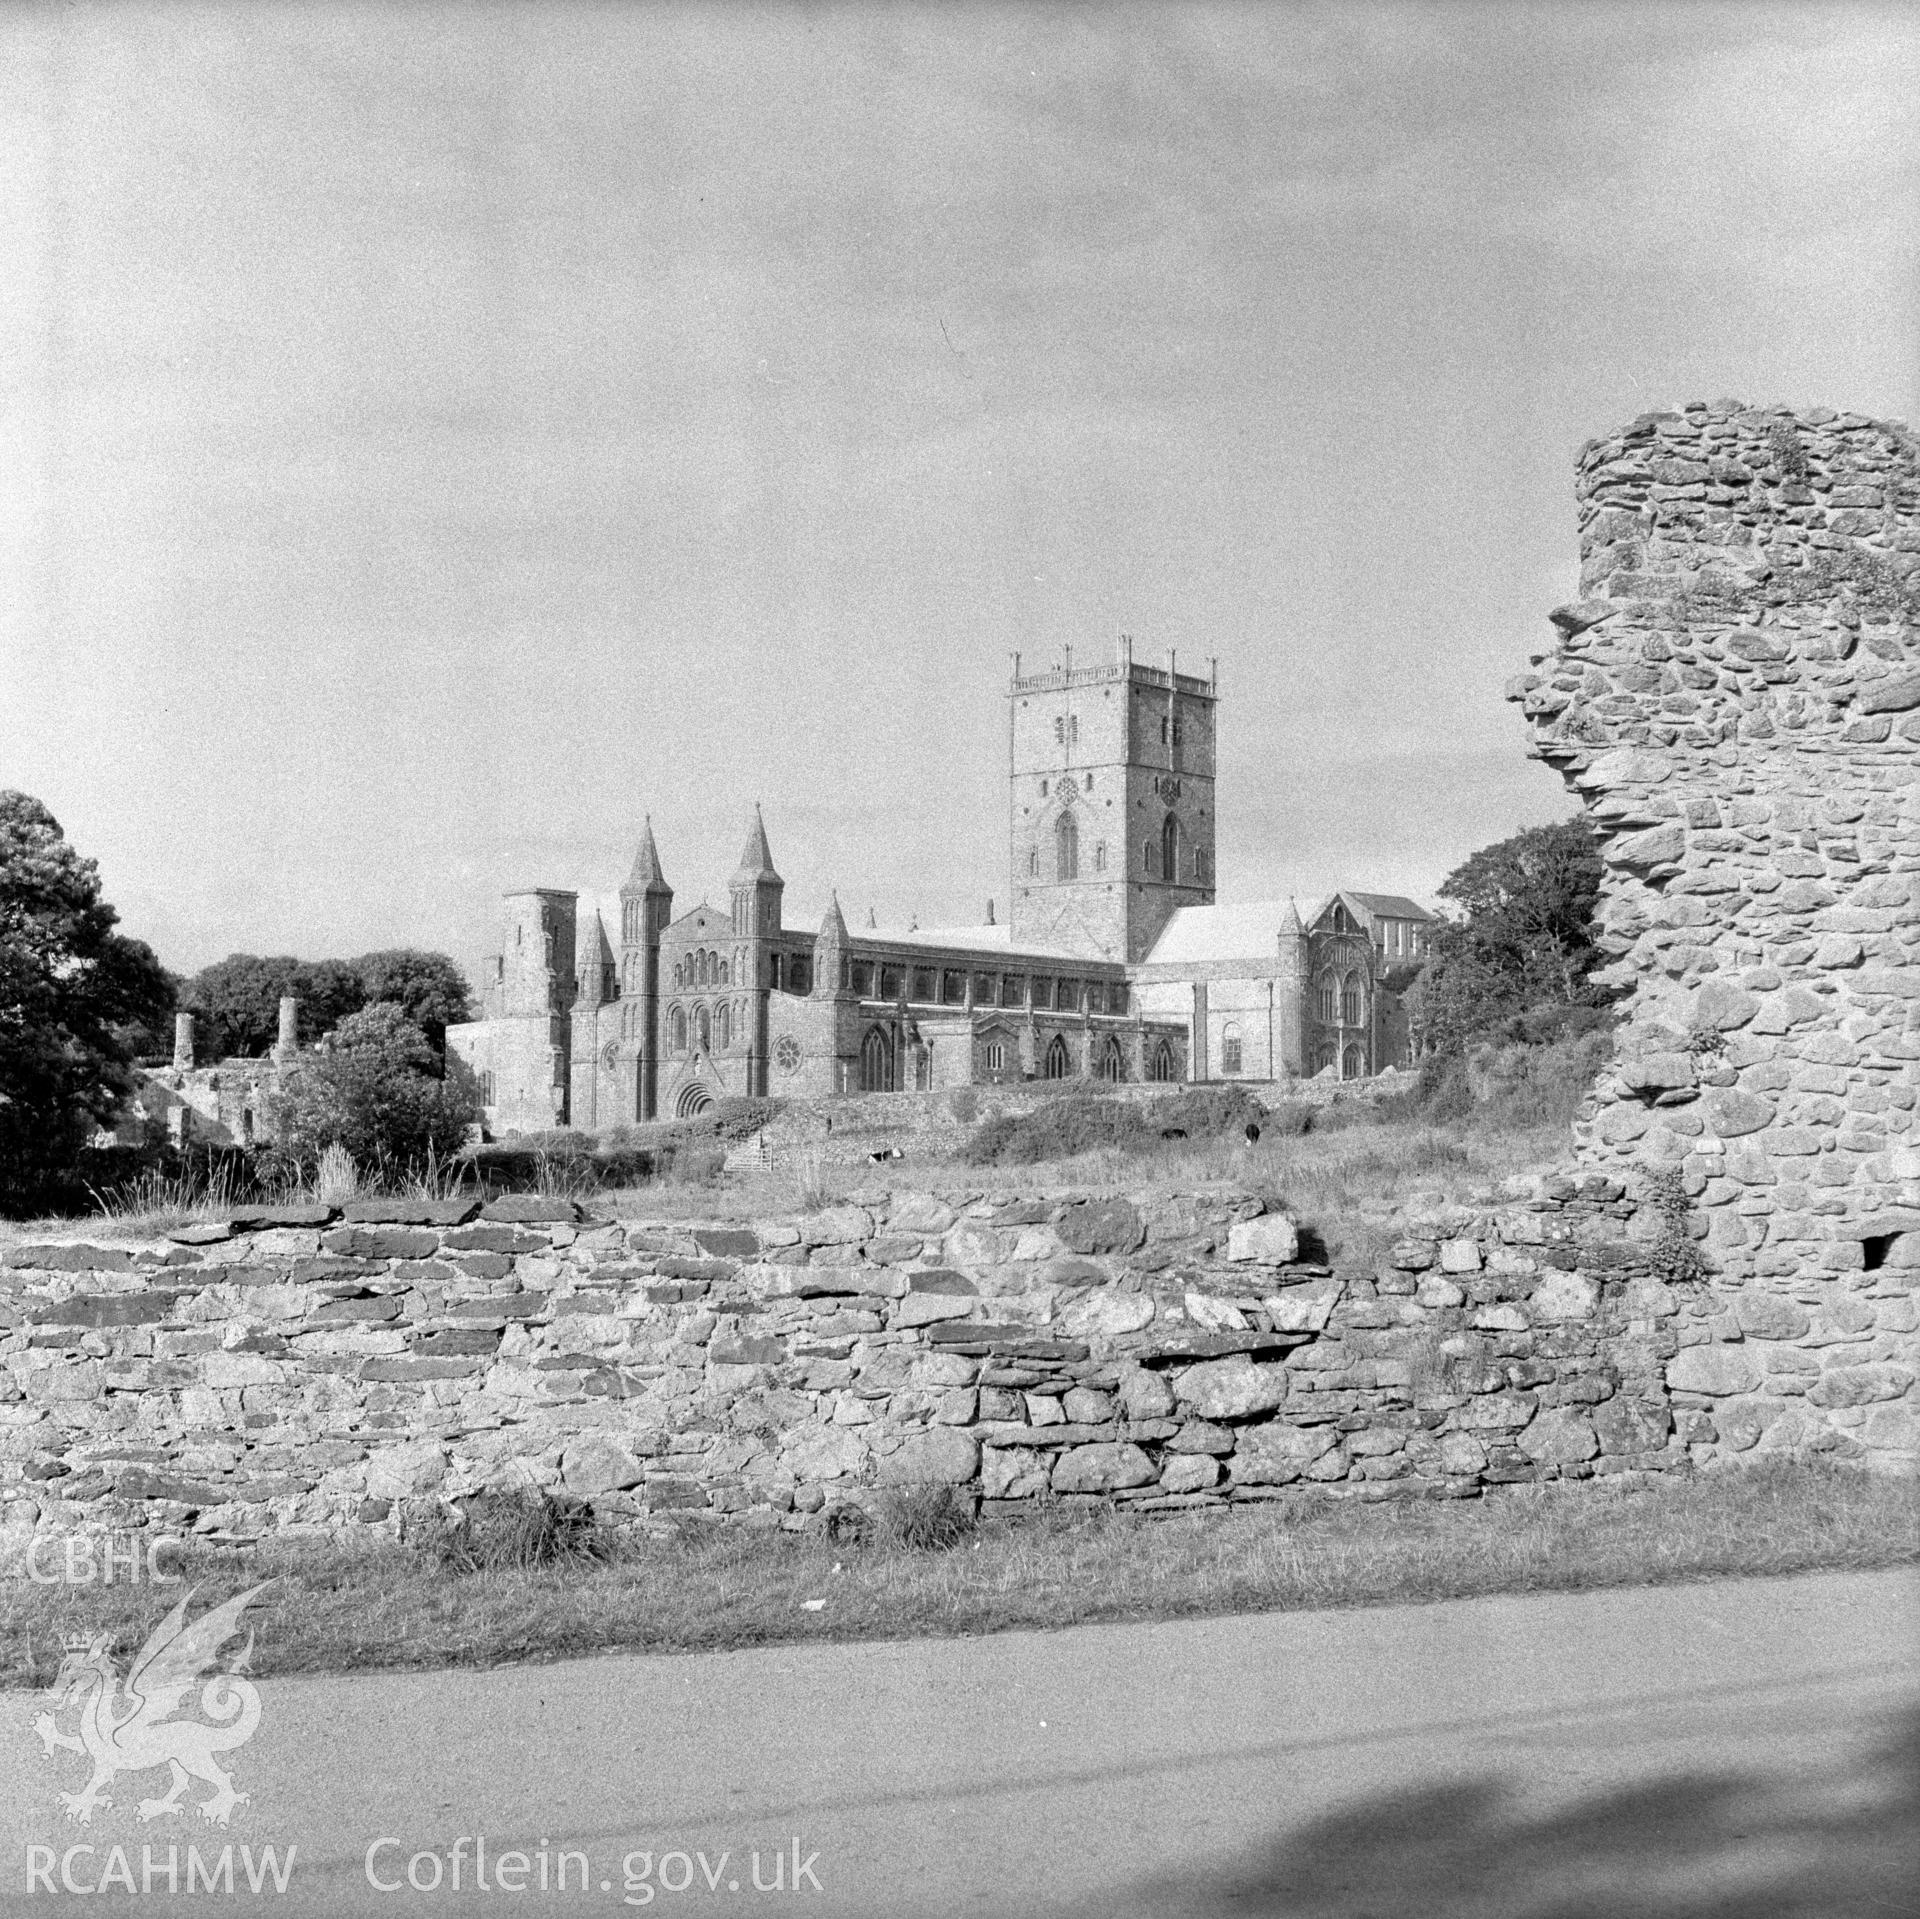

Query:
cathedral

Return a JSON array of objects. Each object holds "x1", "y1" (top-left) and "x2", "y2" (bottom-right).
[{"x1": 448, "y1": 642, "x2": 1433, "y2": 1132}]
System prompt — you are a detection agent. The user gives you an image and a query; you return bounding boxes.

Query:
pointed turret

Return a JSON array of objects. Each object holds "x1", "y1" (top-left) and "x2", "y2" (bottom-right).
[
  {"x1": 615, "y1": 818, "x2": 674, "y2": 1119},
  {"x1": 619, "y1": 817, "x2": 674, "y2": 952},
  {"x1": 729, "y1": 804, "x2": 783, "y2": 939},
  {"x1": 732, "y1": 804, "x2": 780, "y2": 884},
  {"x1": 575, "y1": 908, "x2": 616, "y2": 1006},
  {"x1": 626, "y1": 816, "x2": 672, "y2": 897},
  {"x1": 1274, "y1": 896, "x2": 1309, "y2": 1081},
  {"x1": 812, "y1": 892, "x2": 849, "y2": 1000}
]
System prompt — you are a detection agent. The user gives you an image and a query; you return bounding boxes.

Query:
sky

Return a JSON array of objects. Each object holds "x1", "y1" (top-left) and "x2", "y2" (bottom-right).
[{"x1": 2, "y1": 2, "x2": 1916, "y2": 982}]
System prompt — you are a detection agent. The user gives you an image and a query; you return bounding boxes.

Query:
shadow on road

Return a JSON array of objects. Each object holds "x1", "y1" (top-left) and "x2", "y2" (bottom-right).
[{"x1": 1076, "y1": 1702, "x2": 1920, "y2": 1919}]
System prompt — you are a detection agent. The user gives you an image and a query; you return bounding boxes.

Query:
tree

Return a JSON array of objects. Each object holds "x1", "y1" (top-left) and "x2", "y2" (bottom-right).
[
  {"x1": 295, "y1": 959, "x2": 369, "y2": 1040},
  {"x1": 183, "y1": 954, "x2": 306, "y2": 1058},
  {"x1": 185, "y1": 948, "x2": 471, "y2": 1058},
  {"x1": 0, "y1": 792, "x2": 174, "y2": 1212},
  {"x1": 266, "y1": 1002, "x2": 481, "y2": 1175},
  {"x1": 351, "y1": 949, "x2": 474, "y2": 1049},
  {"x1": 1409, "y1": 819, "x2": 1615, "y2": 1056}
]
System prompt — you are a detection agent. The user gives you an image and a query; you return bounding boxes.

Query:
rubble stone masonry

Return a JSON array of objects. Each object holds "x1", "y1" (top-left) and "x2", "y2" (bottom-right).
[
  {"x1": 1511, "y1": 400, "x2": 1920, "y2": 1466},
  {"x1": 2, "y1": 1179, "x2": 1722, "y2": 1546}
]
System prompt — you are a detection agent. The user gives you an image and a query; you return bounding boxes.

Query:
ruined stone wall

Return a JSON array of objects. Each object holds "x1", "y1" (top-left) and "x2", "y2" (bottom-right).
[
  {"x1": 0, "y1": 1179, "x2": 1714, "y2": 1545},
  {"x1": 1512, "y1": 399, "x2": 1920, "y2": 1465}
]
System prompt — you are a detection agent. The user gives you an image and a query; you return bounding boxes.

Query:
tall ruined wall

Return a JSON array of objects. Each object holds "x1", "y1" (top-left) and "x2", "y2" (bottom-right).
[
  {"x1": 1512, "y1": 399, "x2": 1919, "y2": 1465},
  {"x1": 1, "y1": 1180, "x2": 1708, "y2": 1546}
]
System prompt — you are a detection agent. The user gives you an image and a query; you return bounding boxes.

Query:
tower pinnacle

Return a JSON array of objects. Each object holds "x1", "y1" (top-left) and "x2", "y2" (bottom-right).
[
  {"x1": 624, "y1": 816, "x2": 672, "y2": 896},
  {"x1": 732, "y1": 804, "x2": 780, "y2": 884}
]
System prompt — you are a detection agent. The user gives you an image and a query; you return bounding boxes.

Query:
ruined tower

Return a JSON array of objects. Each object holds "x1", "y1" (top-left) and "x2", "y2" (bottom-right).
[
  {"x1": 1513, "y1": 398, "x2": 1920, "y2": 1468},
  {"x1": 493, "y1": 889, "x2": 577, "y2": 1131}
]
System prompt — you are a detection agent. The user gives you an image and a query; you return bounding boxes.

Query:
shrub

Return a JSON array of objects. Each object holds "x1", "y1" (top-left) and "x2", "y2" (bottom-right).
[
  {"x1": 711, "y1": 1097, "x2": 781, "y2": 1141},
  {"x1": 266, "y1": 1004, "x2": 481, "y2": 1180},
  {"x1": 962, "y1": 1085, "x2": 1268, "y2": 1166},
  {"x1": 823, "y1": 1503, "x2": 872, "y2": 1547},
  {"x1": 314, "y1": 1142, "x2": 360, "y2": 1205},
  {"x1": 432, "y1": 1487, "x2": 600, "y2": 1573},
  {"x1": 1639, "y1": 1164, "x2": 1708, "y2": 1286},
  {"x1": 880, "y1": 1484, "x2": 976, "y2": 1552}
]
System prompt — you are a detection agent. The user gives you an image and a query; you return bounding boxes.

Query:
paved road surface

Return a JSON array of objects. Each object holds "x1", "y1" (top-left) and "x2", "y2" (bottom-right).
[{"x1": 3, "y1": 1567, "x2": 1914, "y2": 1916}]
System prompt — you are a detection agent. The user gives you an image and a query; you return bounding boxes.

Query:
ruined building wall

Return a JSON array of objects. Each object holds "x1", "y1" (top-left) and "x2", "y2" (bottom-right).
[
  {"x1": 0, "y1": 1177, "x2": 1694, "y2": 1545},
  {"x1": 1513, "y1": 400, "x2": 1919, "y2": 1465}
]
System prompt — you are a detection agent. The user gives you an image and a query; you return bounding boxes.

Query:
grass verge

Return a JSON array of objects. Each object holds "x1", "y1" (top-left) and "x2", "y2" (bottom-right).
[{"x1": 4, "y1": 1462, "x2": 1912, "y2": 1688}]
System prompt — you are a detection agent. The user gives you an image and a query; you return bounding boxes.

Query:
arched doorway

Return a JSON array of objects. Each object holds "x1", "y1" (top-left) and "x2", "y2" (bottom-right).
[
  {"x1": 1044, "y1": 1034, "x2": 1071, "y2": 1080},
  {"x1": 859, "y1": 1025, "x2": 893, "y2": 1092},
  {"x1": 676, "y1": 1081, "x2": 716, "y2": 1117}
]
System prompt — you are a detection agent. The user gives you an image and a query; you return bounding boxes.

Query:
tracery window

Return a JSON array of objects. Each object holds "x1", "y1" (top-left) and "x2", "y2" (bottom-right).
[{"x1": 1340, "y1": 973, "x2": 1363, "y2": 1027}]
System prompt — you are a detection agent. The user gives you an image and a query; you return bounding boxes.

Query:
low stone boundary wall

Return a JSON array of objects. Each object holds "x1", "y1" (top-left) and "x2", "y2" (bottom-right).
[{"x1": 1, "y1": 1174, "x2": 1910, "y2": 1547}]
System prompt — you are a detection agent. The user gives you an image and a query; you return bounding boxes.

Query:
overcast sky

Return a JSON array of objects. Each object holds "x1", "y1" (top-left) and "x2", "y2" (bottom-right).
[{"x1": 2, "y1": 2, "x2": 1915, "y2": 979}]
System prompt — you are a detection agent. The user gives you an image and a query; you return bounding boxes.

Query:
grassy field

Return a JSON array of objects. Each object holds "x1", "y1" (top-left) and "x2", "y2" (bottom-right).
[
  {"x1": 5, "y1": 1462, "x2": 1913, "y2": 1687},
  {"x1": 11, "y1": 1111, "x2": 1562, "y2": 1243},
  {"x1": 20, "y1": 1042, "x2": 1601, "y2": 1242}
]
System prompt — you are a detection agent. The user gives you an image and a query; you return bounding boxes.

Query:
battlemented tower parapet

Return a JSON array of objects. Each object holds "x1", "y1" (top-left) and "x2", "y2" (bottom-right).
[
  {"x1": 1512, "y1": 399, "x2": 1920, "y2": 1464},
  {"x1": 1008, "y1": 636, "x2": 1218, "y2": 963}
]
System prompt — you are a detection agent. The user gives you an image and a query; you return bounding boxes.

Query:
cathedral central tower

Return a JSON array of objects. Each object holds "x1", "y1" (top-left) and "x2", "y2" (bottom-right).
[{"x1": 1007, "y1": 637, "x2": 1217, "y2": 963}]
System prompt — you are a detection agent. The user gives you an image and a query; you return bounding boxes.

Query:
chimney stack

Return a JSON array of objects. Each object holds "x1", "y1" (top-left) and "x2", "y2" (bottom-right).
[
  {"x1": 274, "y1": 996, "x2": 299, "y2": 1062},
  {"x1": 172, "y1": 1011, "x2": 195, "y2": 1071}
]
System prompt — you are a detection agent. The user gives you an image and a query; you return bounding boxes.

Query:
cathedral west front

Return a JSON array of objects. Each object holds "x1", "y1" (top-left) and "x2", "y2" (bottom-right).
[{"x1": 449, "y1": 642, "x2": 1432, "y2": 1133}]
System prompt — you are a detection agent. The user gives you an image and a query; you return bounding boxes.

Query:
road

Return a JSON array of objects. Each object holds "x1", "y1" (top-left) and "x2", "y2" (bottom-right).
[{"x1": 3, "y1": 1567, "x2": 1914, "y2": 1917}]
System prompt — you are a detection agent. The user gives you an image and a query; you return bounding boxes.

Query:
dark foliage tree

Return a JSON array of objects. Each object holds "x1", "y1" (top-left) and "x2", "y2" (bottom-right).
[
  {"x1": 350, "y1": 948, "x2": 474, "y2": 1048},
  {"x1": 266, "y1": 1002, "x2": 481, "y2": 1175},
  {"x1": 1409, "y1": 819, "x2": 1615, "y2": 1056},
  {"x1": 185, "y1": 948, "x2": 471, "y2": 1058},
  {"x1": 183, "y1": 954, "x2": 306, "y2": 1058},
  {"x1": 0, "y1": 792, "x2": 174, "y2": 1212},
  {"x1": 295, "y1": 959, "x2": 369, "y2": 1041},
  {"x1": 112, "y1": 970, "x2": 189, "y2": 1065}
]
